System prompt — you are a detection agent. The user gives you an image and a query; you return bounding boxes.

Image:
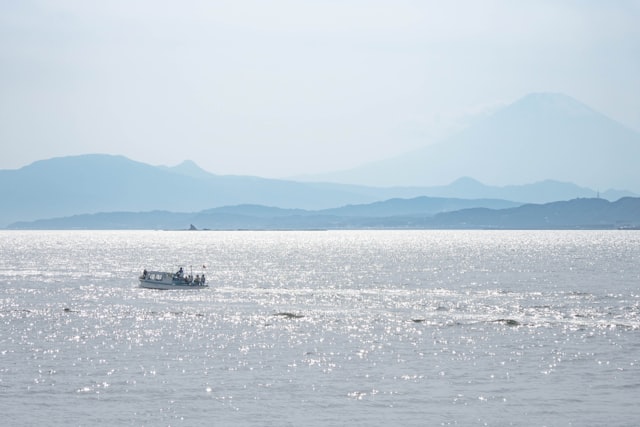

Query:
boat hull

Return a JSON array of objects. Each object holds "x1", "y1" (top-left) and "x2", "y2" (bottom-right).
[{"x1": 139, "y1": 279, "x2": 208, "y2": 290}]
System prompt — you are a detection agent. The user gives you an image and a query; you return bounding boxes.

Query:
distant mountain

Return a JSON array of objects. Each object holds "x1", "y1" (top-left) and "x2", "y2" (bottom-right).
[
  {"x1": 414, "y1": 177, "x2": 635, "y2": 204},
  {"x1": 8, "y1": 197, "x2": 639, "y2": 231},
  {"x1": 0, "y1": 154, "x2": 384, "y2": 227},
  {"x1": 1, "y1": 153, "x2": 634, "y2": 228},
  {"x1": 306, "y1": 93, "x2": 640, "y2": 193},
  {"x1": 159, "y1": 160, "x2": 215, "y2": 180},
  {"x1": 7, "y1": 196, "x2": 520, "y2": 230},
  {"x1": 428, "y1": 197, "x2": 640, "y2": 229},
  {"x1": 318, "y1": 195, "x2": 518, "y2": 217}
]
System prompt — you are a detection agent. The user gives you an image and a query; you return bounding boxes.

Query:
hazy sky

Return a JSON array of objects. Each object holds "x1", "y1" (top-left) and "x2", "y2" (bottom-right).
[{"x1": 2, "y1": 1, "x2": 639, "y2": 178}]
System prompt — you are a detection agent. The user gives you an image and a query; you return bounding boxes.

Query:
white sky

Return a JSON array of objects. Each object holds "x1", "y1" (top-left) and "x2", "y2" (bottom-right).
[{"x1": 1, "y1": 0, "x2": 639, "y2": 178}]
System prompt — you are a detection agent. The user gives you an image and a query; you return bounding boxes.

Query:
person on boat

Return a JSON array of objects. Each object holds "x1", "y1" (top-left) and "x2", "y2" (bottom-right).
[
  {"x1": 176, "y1": 267, "x2": 183, "y2": 278},
  {"x1": 142, "y1": 269, "x2": 147, "y2": 279},
  {"x1": 201, "y1": 274, "x2": 205, "y2": 284},
  {"x1": 195, "y1": 274, "x2": 200, "y2": 284}
]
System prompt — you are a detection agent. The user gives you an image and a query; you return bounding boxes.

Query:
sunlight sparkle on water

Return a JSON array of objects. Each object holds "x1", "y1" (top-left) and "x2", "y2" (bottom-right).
[{"x1": 1, "y1": 230, "x2": 639, "y2": 426}]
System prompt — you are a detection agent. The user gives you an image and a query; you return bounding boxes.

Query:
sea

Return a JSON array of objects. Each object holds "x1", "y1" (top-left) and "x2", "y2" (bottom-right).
[{"x1": 1, "y1": 230, "x2": 639, "y2": 426}]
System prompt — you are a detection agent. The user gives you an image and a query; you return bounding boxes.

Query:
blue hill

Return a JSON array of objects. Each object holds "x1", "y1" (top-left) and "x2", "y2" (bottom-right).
[
  {"x1": 1, "y1": 153, "x2": 633, "y2": 228},
  {"x1": 7, "y1": 197, "x2": 640, "y2": 230}
]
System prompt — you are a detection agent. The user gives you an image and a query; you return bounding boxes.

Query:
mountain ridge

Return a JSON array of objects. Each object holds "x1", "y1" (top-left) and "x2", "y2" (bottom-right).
[
  {"x1": 3, "y1": 91, "x2": 640, "y2": 228},
  {"x1": 303, "y1": 93, "x2": 640, "y2": 191},
  {"x1": 1, "y1": 153, "x2": 635, "y2": 228},
  {"x1": 7, "y1": 197, "x2": 639, "y2": 230}
]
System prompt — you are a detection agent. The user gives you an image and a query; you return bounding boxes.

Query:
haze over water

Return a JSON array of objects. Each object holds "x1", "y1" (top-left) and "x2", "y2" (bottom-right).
[{"x1": 1, "y1": 230, "x2": 639, "y2": 426}]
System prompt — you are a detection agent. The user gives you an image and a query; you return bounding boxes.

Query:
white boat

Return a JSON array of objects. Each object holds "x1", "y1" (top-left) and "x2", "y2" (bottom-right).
[{"x1": 139, "y1": 267, "x2": 208, "y2": 290}]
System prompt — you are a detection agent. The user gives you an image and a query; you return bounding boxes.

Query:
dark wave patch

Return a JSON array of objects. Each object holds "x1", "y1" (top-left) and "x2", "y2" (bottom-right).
[
  {"x1": 492, "y1": 318, "x2": 521, "y2": 326},
  {"x1": 273, "y1": 312, "x2": 304, "y2": 319}
]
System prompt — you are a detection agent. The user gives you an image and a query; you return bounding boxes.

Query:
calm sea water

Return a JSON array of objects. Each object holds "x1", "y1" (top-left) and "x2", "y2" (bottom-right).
[{"x1": 1, "y1": 230, "x2": 639, "y2": 426}]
